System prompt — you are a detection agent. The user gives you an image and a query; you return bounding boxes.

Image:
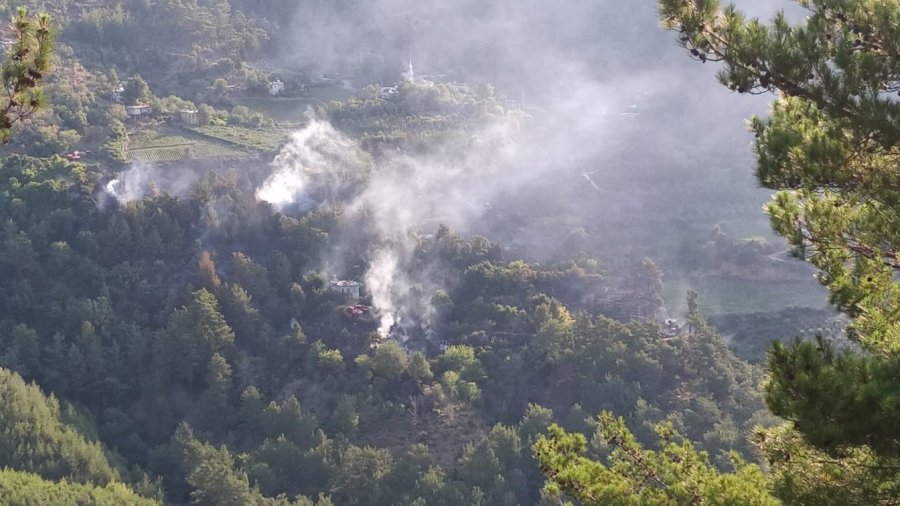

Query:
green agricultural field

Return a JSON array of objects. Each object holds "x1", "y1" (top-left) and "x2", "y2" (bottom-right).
[
  {"x1": 664, "y1": 273, "x2": 829, "y2": 317},
  {"x1": 237, "y1": 97, "x2": 320, "y2": 122},
  {"x1": 190, "y1": 125, "x2": 291, "y2": 151},
  {"x1": 237, "y1": 86, "x2": 356, "y2": 122},
  {"x1": 130, "y1": 135, "x2": 194, "y2": 149},
  {"x1": 127, "y1": 133, "x2": 244, "y2": 162},
  {"x1": 708, "y1": 306, "x2": 849, "y2": 362}
]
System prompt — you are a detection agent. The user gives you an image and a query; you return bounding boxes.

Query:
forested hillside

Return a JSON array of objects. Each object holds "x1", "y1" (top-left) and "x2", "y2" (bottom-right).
[
  {"x1": 0, "y1": 148, "x2": 773, "y2": 503},
  {"x1": 0, "y1": 0, "x2": 883, "y2": 505}
]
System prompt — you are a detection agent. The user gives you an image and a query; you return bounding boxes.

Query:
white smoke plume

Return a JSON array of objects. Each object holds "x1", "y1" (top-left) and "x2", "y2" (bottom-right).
[
  {"x1": 257, "y1": 113, "x2": 365, "y2": 209},
  {"x1": 346, "y1": 111, "x2": 540, "y2": 338},
  {"x1": 367, "y1": 247, "x2": 404, "y2": 337},
  {"x1": 259, "y1": 105, "x2": 536, "y2": 338},
  {"x1": 258, "y1": 0, "x2": 810, "y2": 337},
  {"x1": 255, "y1": 168, "x2": 308, "y2": 208},
  {"x1": 104, "y1": 162, "x2": 201, "y2": 204}
]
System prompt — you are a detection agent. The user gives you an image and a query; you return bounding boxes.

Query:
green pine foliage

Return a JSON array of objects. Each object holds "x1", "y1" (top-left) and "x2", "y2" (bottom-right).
[
  {"x1": 657, "y1": 0, "x2": 900, "y2": 502},
  {"x1": 658, "y1": 0, "x2": 900, "y2": 351},
  {"x1": 0, "y1": 468, "x2": 158, "y2": 506},
  {"x1": 535, "y1": 413, "x2": 777, "y2": 505},
  {"x1": 754, "y1": 424, "x2": 900, "y2": 505},
  {"x1": 0, "y1": 8, "x2": 54, "y2": 143},
  {"x1": 0, "y1": 2, "x2": 848, "y2": 501},
  {"x1": 0, "y1": 368, "x2": 117, "y2": 485},
  {"x1": 766, "y1": 337, "x2": 900, "y2": 454},
  {"x1": 0, "y1": 146, "x2": 769, "y2": 502}
]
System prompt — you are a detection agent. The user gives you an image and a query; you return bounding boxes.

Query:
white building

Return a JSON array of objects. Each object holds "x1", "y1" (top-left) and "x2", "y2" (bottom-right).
[
  {"x1": 380, "y1": 85, "x2": 398, "y2": 98},
  {"x1": 269, "y1": 80, "x2": 285, "y2": 96},
  {"x1": 447, "y1": 83, "x2": 471, "y2": 94},
  {"x1": 663, "y1": 318, "x2": 682, "y2": 338},
  {"x1": 126, "y1": 104, "x2": 152, "y2": 117},
  {"x1": 111, "y1": 85, "x2": 125, "y2": 103},
  {"x1": 402, "y1": 61, "x2": 415, "y2": 83},
  {"x1": 330, "y1": 280, "x2": 362, "y2": 299},
  {"x1": 181, "y1": 109, "x2": 200, "y2": 125}
]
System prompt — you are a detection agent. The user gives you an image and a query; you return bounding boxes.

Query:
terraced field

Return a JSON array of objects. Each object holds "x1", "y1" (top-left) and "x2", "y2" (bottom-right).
[
  {"x1": 236, "y1": 86, "x2": 355, "y2": 121},
  {"x1": 663, "y1": 273, "x2": 827, "y2": 317},
  {"x1": 127, "y1": 133, "x2": 244, "y2": 162},
  {"x1": 190, "y1": 125, "x2": 291, "y2": 151},
  {"x1": 130, "y1": 135, "x2": 194, "y2": 149}
]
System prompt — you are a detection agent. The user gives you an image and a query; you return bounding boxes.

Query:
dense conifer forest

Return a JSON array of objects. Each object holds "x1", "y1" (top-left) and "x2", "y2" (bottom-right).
[{"x1": 0, "y1": 1, "x2": 895, "y2": 504}]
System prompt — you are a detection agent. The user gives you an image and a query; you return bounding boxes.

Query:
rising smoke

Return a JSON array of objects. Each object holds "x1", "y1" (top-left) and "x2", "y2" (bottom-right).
[
  {"x1": 104, "y1": 162, "x2": 201, "y2": 204},
  {"x1": 261, "y1": 0, "x2": 807, "y2": 334},
  {"x1": 256, "y1": 112, "x2": 368, "y2": 210},
  {"x1": 258, "y1": 107, "x2": 532, "y2": 338}
]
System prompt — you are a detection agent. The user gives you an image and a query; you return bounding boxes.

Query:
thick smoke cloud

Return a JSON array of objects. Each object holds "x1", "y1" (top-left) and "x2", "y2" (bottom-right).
[
  {"x1": 283, "y1": 0, "x2": 801, "y2": 181},
  {"x1": 256, "y1": 112, "x2": 366, "y2": 210},
  {"x1": 104, "y1": 162, "x2": 201, "y2": 204},
  {"x1": 260, "y1": 109, "x2": 535, "y2": 337},
  {"x1": 266, "y1": 0, "x2": 809, "y2": 332},
  {"x1": 286, "y1": 0, "x2": 800, "y2": 90}
]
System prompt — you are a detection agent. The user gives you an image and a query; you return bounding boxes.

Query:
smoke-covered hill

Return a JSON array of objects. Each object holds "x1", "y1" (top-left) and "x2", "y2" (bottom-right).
[{"x1": 0, "y1": 1, "x2": 845, "y2": 504}]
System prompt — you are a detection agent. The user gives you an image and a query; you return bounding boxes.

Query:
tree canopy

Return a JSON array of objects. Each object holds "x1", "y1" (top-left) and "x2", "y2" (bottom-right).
[
  {"x1": 0, "y1": 368, "x2": 117, "y2": 485},
  {"x1": 0, "y1": 8, "x2": 54, "y2": 142},
  {"x1": 661, "y1": 0, "x2": 900, "y2": 502},
  {"x1": 535, "y1": 0, "x2": 900, "y2": 502},
  {"x1": 0, "y1": 1, "x2": 875, "y2": 503},
  {"x1": 0, "y1": 468, "x2": 158, "y2": 506},
  {"x1": 535, "y1": 413, "x2": 777, "y2": 505}
]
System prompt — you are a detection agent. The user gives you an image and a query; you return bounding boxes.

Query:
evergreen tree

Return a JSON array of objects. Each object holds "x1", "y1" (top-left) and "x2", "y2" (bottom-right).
[
  {"x1": 123, "y1": 75, "x2": 151, "y2": 105},
  {"x1": 0, "y1": 368, "x2": 118, "y2": 485},
  {"x1": 753, "y1": 424, "x2": 900, "y2": 505},
  {"x1": 534, "y1": 412, "x2": 777, "y2": 505},
  {"x1": 370, "y1": 340, "x2": 408, "y2": 380},
  {"x1": 331, "y1": 445, "x2": 393, "y2": 505},
  {"x1": 0, "y1": 9, "x2": 54, "y2": 143},
  {"x1": 184, "y1": 439, "x2": 258, "y2": 506},
  {"x1": 200, "y1": 352, "x2": 234, "y2": 433},
  {"x1": 408, "y1": 352, "x2": 434, "y2": 384},
  {"x1": 656, "y1": 0, "x2": 900, "y2": 501},
  {"x1": 163, "y1": 289, "x2": 235, "y2": 384},
  {"x1": 0, "y1": 468, "x2": 158, "y2": 506}
]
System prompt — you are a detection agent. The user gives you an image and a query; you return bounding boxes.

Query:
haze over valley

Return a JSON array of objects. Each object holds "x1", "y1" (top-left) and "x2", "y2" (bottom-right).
[{"x1": 0, "y1": 1, "x2": 881, "y2": 504}]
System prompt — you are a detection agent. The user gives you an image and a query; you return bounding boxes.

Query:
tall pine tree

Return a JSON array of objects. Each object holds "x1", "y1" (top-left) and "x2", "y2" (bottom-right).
[
  {"x1": 535, "y1": 412, "x2": 777, "y2": 505},
  {"x1": 0, "y1": 9, "x2": 54, "y2": 143},
  {"x1": 536, "y1": 1, "x2": 900, "y2": 502},
  {"x1": 656, "y1": 0, "x2": 900, "y2": 502}
]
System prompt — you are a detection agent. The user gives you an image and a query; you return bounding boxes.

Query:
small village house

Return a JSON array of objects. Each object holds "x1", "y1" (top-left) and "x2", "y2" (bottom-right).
[
  {"x1": 180, "y1": 109, "x2": 200, "y2": 125},
  {"x1": 269, "y1": 80, "x2": 285, "y2": 96},
  {"x1": 330, "y1": 280, "x2": 362, "y2": 299},
  {"x1": 126, "y1": 104, "x2": 152, "y2": 118},
  {"x1": 111, "y1": 85, "x2": 125, "y2": 103}
]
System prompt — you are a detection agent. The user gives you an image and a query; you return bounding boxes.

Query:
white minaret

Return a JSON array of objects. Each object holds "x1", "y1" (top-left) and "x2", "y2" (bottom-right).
[{"x1": 402, "y1": 60, "x2": 415, "y2": 83}]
